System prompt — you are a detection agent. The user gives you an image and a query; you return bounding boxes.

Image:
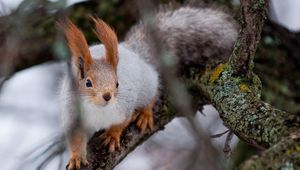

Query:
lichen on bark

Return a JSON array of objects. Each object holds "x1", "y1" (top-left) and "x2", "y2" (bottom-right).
[
  {"x1": 239, "y1": 130, "x2": 300, "y2": 170},
  {"x1": 202, "y1": 65, "x2": 300, "y2": 149}
]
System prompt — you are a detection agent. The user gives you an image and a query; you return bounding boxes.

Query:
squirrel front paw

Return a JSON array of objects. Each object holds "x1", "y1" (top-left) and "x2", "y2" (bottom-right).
[
  {"x1": 136, "y1": 109, "x2": 154, "y2": 132},
  {"x1": 135, "y1": 98, "x2": 156, "y2": 132},
  {"x1": 100, "y1": 123, "x2": 127, "y2": 152},
  {"x1": 136, "y1": 106, "x2": 153, "y2": 132},
  {"x1": 100, "y1": 131, "x2": 121, "y2": 152},
  {"x1": 66, "y1": 155, "x2": 88, "y2": 170}
]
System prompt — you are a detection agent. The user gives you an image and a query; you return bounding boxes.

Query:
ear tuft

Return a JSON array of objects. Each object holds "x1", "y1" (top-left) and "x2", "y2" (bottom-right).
[
  {"x1": 91, "y1": 17, "x2": 118, "y2": 71},
  {"x1": 64, "y1": 18, "x2": 93, "y2": 79}
]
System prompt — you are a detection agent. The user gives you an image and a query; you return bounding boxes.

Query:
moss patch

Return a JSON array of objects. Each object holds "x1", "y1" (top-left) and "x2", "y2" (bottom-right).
[
  {"x1": 209, "y1": 63, "x2": 225, "y2": 84},
  {"x1": 240, "y1": 83, "x2": 251, "y2": 93}
]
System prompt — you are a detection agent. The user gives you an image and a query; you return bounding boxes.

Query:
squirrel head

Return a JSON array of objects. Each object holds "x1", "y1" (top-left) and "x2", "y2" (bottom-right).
[{"x1": 64, "y1": 18, "x2": 119, "y2": 106}]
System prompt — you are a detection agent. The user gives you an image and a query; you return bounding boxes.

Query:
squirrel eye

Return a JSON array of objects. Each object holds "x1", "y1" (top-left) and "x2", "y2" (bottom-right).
[
  {"x1": 116, "y1": 81, "x2": 119, "y2": 88},
  {"x1": 86, "y1": 79, "x2": 93, "y2": 88}
]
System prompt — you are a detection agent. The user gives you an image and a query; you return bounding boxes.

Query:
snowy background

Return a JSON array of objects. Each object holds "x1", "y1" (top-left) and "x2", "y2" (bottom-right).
[{"x1": 0, "y1": 0, "x2": 299, "y2": 169}]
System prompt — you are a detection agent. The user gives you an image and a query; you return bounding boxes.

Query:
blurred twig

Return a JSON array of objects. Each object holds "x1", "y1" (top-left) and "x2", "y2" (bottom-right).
[
  {"x1": 136, "y1": 1, "x2": 220, "y2": 169},
  {"x1": 19, "y1": 135, "x2": 66, "y2": 170}
]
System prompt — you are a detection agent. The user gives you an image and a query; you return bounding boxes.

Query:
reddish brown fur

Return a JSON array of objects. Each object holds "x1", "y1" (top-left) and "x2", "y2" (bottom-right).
[
  {"x1": 135, "y1": 96, "x2": 156, "y2": 132},
  {"x1": 92, "y1": 17, "x2": 119, "y2": 71},
  {"x1": 67, "y1": 130, "x2": 88, "y2": 170},
  {"x1": 78, "y1": 68, "x2": 117, "y2": 106},
  {"x1": 64, "y1": 19, "x2": 93, "y2": 78},
  {"x1": 100, "y1": 120, "x2": 130, "y2": 152}
]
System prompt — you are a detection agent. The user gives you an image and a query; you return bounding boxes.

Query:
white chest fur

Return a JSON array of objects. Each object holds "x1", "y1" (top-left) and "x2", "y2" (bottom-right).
[{"x1": 81, "y1": 98, "x2": 126, "y2": 132}]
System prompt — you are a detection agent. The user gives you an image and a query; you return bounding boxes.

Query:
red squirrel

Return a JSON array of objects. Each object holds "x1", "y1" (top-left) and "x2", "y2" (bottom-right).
[
  {"x1": 61, "y1": 18, "x2": 158, "y2": 170},
  {"x1": 60, "y1": 6, "x2": 237, "y2": 170}
]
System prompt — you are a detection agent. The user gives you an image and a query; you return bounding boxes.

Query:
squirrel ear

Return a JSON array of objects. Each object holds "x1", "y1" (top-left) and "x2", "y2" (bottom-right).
[
  {"x1": 64, "y1": 18, "x2": 93, "y2": 79},
  {"x1": 92, "y1": 17, "x2": 118, "y2": 71}
]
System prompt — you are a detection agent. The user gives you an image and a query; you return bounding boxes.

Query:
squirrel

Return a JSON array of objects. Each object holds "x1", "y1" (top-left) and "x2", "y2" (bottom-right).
[{"x1": 60, "y1": 6, "x2": 238, "y2": 170}]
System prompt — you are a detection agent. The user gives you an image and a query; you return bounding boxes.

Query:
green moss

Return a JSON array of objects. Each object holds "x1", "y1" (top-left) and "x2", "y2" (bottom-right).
[
  {"x1": 296, "y1": 146, "x2": 300, "y2": 152},
  {"x1": 203, "y1": 65, "x2": 300, "y2": 149},
  {"x1": 160, "y1": 102, "x2": 173, "y2": 119},
  {"x1": 252, "y1": 74, "x2": 262, "y2": 98},
  {"x1": 253, "y1": 0, "x2": 265, "y2": 10},
  {"x1": 209, "y1": 64, "x2": 226, "y2": 84},
  {"x1": 240, "y1": 83, "x2": 251, "y2": 93}
]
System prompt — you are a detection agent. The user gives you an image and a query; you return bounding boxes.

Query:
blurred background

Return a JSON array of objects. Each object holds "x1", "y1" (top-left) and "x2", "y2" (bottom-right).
[{"x1": 0, "y1": 0, "x2": 300, "y2": 169}]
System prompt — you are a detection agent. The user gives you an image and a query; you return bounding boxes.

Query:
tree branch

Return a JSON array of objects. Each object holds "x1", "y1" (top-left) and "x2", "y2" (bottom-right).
[
  {"x1": 199, "y1": 0, "x2": 300, "y2": 168},
  {"x1": 229, "y1": 0, "x2": 268, "y2": 77},
  {"x1": 201, "y1": 64, "x2": 300, "y2": 148},
  {"x1": 239, "y1": 129, "x2": 300, "y2": 170}
]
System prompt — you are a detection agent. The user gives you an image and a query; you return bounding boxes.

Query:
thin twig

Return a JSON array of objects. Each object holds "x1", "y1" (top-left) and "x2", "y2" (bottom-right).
[
  {"x1": 210, "y1": 130, "x2": 229, "y2": 138},
  {"x1": 223, "y1": 130, "x2": 233, "y2": 157}
]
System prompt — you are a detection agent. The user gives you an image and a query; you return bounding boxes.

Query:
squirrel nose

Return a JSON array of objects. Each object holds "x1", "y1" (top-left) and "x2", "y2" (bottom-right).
[{"x1": 103, "y1": 93, "x2": 111, "y2": 101}]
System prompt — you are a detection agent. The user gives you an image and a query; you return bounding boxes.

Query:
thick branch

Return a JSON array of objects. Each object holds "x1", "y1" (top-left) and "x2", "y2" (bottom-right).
[
  {"x1": 201, "y1": 64, "x2": 300, "y2": 148},
  {"x1": 239, "y1": 130, "x2": 300, "y2": 170},
  {"x1": 229, "y1": 0, "x2": 268, "y2": 77},
  {"x1": 199, "y1": 0, "x2": 300, "y2": 168}
]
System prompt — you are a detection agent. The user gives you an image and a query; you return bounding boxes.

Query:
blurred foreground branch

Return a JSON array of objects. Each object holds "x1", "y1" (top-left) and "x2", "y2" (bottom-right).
[{"x1": 0, "y1": 0, "x2": 140, "y2": 87}]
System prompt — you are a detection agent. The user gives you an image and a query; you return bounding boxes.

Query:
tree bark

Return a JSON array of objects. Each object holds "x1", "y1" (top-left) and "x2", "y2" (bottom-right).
[
  {"x1": 229, "y1": 0, "x2": 267, "y2": 77},
  {"x1": 239, "y1": 129, "x2": 300, "y2": 170}
]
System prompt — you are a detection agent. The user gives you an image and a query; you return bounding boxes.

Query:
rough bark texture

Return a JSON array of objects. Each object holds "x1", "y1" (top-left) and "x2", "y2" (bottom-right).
[
  {"x1": 201, "y1": 0, "x2": 300, "y2": 169},
  {"x1": 202, "y1": 64, "x2": 300, "y2": 148},
  {"x1": 239, "y1": 129, "x2": 300, "y2": 170},
  {"x1": 229, "y1": 0, "x2": 267, "y2": 77}
]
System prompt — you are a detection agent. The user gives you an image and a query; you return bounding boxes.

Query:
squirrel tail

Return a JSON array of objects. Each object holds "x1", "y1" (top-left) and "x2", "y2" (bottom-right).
[{"x1": 124, "y1": 6, "x2": 238, "y2": 68}]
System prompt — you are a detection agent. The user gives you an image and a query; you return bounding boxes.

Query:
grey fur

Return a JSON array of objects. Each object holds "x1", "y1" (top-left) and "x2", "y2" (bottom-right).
[{"x1": 124, "y1": 6, "x2": 238, "y2": 68}]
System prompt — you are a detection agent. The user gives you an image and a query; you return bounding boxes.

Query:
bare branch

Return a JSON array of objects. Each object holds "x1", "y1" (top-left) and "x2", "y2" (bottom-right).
[{"x1": 229, "y1": 0, "x2": 268, "y2": 77}]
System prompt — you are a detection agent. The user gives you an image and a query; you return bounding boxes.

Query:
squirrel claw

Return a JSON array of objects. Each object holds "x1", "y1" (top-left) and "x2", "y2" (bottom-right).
[
  {"x1": 136, "y1": 111, "x2": 154, "y2": 132},
  {"x1": 131, "y1": 112, "x2": 139, "y2": 122},
  {"x1": 66, "y1": 156, "x2": 88, "y2": 170},
  {"x1": 100, "y1": 131, "x2": 121, "y2": 152}
]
